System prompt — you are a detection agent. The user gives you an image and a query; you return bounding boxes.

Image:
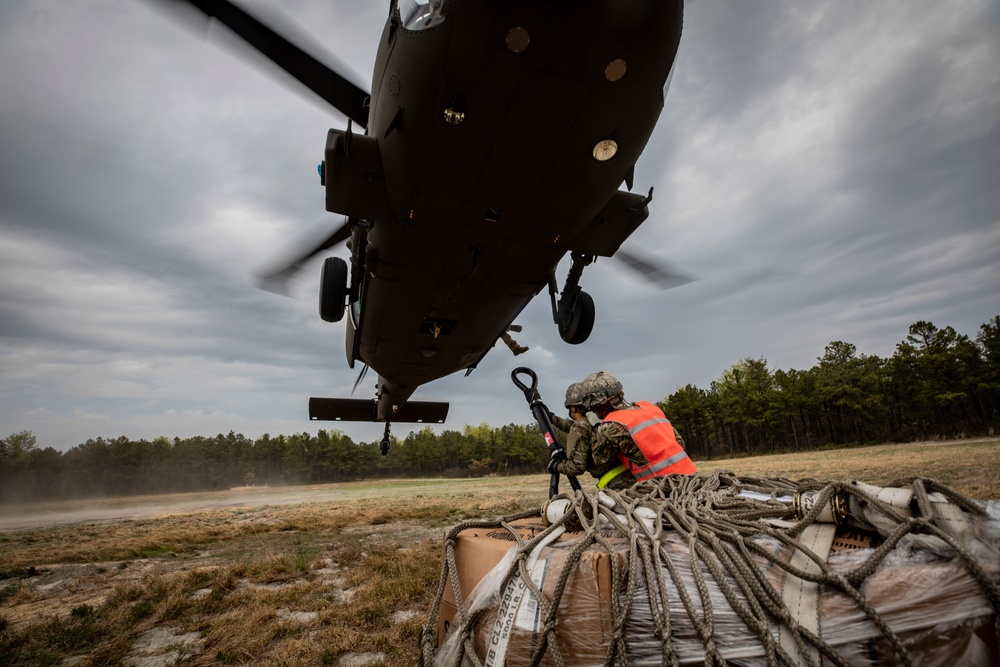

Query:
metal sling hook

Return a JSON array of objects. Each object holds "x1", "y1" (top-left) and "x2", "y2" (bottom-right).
[
  {"x1": 511, "y1": 366, "x2": 582, "y2": 498},
  {"x1": 511, "y1": 366, "x2": 541, "y2": 405}
]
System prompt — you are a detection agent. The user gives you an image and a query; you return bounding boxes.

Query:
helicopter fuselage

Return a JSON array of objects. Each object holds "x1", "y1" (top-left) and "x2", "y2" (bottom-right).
[{"x1": 323, "y1": 0, "x2": 683, "y2": 418}]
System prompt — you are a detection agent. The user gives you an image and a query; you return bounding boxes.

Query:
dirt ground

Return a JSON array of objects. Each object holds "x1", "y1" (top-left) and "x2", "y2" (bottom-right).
[
  {"x1": 0, "y1": 477, "x2": 544, "y2": 665},
  {"x1": 1, "y1": 505, "x2": 448, "y2": 666},
  {"x1": 0, "y1": 476, "x2": 525, "y2": 532},
  {"x1": 0, "y1": 487, "x2": 328, "y2": 532},
  {"x1": 2, "y1": 543, "x2": 431, "y2": 666}
]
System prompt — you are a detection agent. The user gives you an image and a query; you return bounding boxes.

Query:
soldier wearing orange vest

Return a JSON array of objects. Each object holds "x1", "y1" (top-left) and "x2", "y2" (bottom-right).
[
  {"x1": 548, "y1": 382, "x2": 638, "y2": 489},
  {"x1": 578, "y1": 370, "x2": 697, "y2": 488}
]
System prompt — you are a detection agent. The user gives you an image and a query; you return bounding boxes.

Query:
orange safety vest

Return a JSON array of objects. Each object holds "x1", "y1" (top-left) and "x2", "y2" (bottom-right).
[{"x1": 602, "y1": 401, "x2": 697, "y2": 481}]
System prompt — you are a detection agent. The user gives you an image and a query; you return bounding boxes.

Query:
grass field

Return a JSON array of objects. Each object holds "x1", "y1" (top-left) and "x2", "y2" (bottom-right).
[{"x1": 1, "y1": 439, "x2": 997, "y2": 666}]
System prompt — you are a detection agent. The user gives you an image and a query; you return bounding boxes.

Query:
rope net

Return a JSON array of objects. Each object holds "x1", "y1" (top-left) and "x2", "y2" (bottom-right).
[{"x1": 420, "y1": 470, "x2": 1000, "y2": 667}]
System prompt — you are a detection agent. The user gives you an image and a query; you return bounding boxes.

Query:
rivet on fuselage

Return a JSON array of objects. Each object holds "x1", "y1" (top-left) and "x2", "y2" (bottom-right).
[{"x1": 506, "y1": 27, "x2": 530, "y2": 53}]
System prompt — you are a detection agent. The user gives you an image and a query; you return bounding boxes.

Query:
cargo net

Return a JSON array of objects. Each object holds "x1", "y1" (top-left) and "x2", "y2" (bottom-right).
[{"x1": 420, "y1": 471, "x2": 1000, "y2": 667}]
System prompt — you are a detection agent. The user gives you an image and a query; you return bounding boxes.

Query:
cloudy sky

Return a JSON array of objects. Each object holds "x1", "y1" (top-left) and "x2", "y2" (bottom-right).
[{"x1": 1, "y1": 0, "x2": 998, "y2": 451}]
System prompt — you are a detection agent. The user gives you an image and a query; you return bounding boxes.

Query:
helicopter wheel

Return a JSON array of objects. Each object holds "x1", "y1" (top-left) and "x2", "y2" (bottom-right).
[
  {"x1": 319, "y1": 257, "x2": 348, "y2": 323},
  {"x1": 558, "y1": 290, "x2": 595, "y2": 345},
  {"x1": 380, "y1": 437, "x2": 390, "y2": 456}
]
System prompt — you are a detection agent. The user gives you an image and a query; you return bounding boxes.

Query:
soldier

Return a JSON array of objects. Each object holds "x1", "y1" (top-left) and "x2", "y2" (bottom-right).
[
  {"x1": 547, "y1": 381, "x2": 638, "y2": 490},
  {"x1": 578, "y1": 370, "x2": 696, "y2": 489}
]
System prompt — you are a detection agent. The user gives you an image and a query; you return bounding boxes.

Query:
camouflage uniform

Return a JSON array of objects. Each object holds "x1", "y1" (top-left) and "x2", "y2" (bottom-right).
[
  {"x1": 550, "y1": 413, "x2": 634, "y2": 488},
  {"x1": 546, "y1": 380, "x2": 637, "y2": 489},
  {"x1": 550, "y1": 413, "x2": 592, "y2": 476},
  {"x1": 581, "y1": 371, "x2": 688, "y2": 489}
]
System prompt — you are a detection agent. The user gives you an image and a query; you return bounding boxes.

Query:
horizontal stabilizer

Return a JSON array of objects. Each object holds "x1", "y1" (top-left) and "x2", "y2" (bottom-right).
[
  {"x1": 309, "y1": 397, "x2": 449, "y2": 423},
  {"x1": 392, "y1": 400, "x2": 450, "y2": 423}
]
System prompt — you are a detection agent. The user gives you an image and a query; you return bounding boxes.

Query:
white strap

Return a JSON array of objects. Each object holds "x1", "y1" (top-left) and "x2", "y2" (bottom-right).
[
  {"x1": 779, "y1": 523, "x2": 836, "y2": 666},
  {"x1": 484, "y1": 526, "x2": 564, "y2": 667}
]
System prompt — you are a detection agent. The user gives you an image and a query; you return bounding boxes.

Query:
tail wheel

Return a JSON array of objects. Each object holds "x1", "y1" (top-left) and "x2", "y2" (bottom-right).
[
  {"x1": 319, "y1": 257, "x2": 349, "y2": 323},
  {"x1": 558, "y1": 290, "x2": 595, "y2": 345}
]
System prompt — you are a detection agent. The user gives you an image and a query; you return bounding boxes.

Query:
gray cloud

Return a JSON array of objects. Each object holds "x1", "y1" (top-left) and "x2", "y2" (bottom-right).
[{"x1": 1, "y1": 0, "x2": 998, "y2": 450}]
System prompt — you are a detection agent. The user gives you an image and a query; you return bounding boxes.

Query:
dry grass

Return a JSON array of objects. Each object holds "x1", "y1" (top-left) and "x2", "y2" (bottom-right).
[
  {"x1": 0, "y1": 483, "x2": 547, "y2": 667},
  {"x1": 1, "y1": 439, "x2": 997, "y2": 666},
  {"x1": 703, "y1": 437, "x2": 1000, "y2": 499}
]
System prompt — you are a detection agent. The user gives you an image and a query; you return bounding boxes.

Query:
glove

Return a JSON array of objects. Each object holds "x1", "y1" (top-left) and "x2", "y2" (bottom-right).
[{"x1": 547, "y1": 448, "x2": 567, "y2": 474}]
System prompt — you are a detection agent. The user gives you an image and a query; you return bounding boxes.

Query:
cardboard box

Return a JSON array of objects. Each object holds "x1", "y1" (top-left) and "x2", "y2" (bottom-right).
[
  {"x1": 436, "y1": 518, "x2": 621, "y2": 667},
  {"x1": 818, "y1": 556, "x2": 1000, "y2": 665},
  {"x1": 437, "y1": 518, "x2": 565, "y2": 640},
  {"x1": 830, "y1": 525, "x2": 877, "y2": 553}
]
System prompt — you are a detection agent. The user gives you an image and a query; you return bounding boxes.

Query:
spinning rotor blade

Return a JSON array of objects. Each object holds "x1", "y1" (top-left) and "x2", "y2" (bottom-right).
[
  {"x1": 161, "y1": 0, "x2": 370, "y2": 127},
  {"x1": 351, "y1": 364, "x2": 370, "y2": 396},
  {"x1": 615, "y1": 248, "x2": 695, "y2": 290},
  {"x1": 255, "y1": 219, "x2": 353, "y2": 294}
]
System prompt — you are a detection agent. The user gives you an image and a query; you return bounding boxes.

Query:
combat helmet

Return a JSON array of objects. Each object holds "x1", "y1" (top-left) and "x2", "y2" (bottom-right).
[
  {"x1": 579, "y1": 370, "x2": 624, "y2": 409},
  {"x1": 564, "y1": 382, "x2": 588, "y2": 409}
]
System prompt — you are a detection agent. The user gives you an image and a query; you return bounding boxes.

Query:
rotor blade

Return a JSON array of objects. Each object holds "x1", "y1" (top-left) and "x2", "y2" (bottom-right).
[
  {"x1": 162, "y1": 0, "x2": 370, "y2": 127},
  {"x1": 351, "y1": 364, "x2": 370, "y2": 396},
  {"x1": 255, "y1": 219, "x2": 352, "y2": 294},
  {"x1": 615, "y1": 248, "x2": 695, "y2": 290}
]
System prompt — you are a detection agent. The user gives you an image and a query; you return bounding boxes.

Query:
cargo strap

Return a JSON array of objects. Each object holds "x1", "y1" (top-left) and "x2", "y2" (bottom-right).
[
  {"x1": 596, "y1": 464, "x2": 628, "y2": 489},
  {"x1": 483, "y1": 524, "x2": 565, "y2": 667},
  {"x1": 779, "y1": 523, "x2": 836, "y2": 666}
]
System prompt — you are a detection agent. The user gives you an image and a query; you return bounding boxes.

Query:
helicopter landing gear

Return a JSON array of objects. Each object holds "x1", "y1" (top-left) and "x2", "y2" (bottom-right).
[
  {"x1": 380, "y1": 421, "x2": 391, "y2": 456},
  {"x1": 558, "y1": 290, "x2": 595, "y2": 345},
  {"x1": 551, "y1": 253, "x2": 596, "y2": 345},
  {"x1": 319, "y1": 256, "x2": 349, "y2": 322}
]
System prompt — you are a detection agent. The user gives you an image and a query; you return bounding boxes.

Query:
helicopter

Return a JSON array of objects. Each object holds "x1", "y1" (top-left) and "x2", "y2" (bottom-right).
[{"x1": 165, "y1": 0, "x2": 686, "y2": 454}]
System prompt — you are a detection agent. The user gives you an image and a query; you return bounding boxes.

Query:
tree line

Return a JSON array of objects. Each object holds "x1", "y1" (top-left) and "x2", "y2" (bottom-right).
[
  {"x1": 2, "y1": 316, "x2": 997, "y2": 502},
  {"x1": 0, "y1": 424, "x2": 552, "y2": 503},
  {"x1": 660, "y1": 317, "x2": 1000, "y2": 459}
]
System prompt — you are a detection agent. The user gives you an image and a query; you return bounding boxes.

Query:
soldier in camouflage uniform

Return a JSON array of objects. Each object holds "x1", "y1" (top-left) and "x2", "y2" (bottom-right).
[
  {"x1": 547, "y1": 381, "x2": 638, "y2": 490},
  {"x1": 579, "y1": 371, "x2": 696, "y2": 487}
]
